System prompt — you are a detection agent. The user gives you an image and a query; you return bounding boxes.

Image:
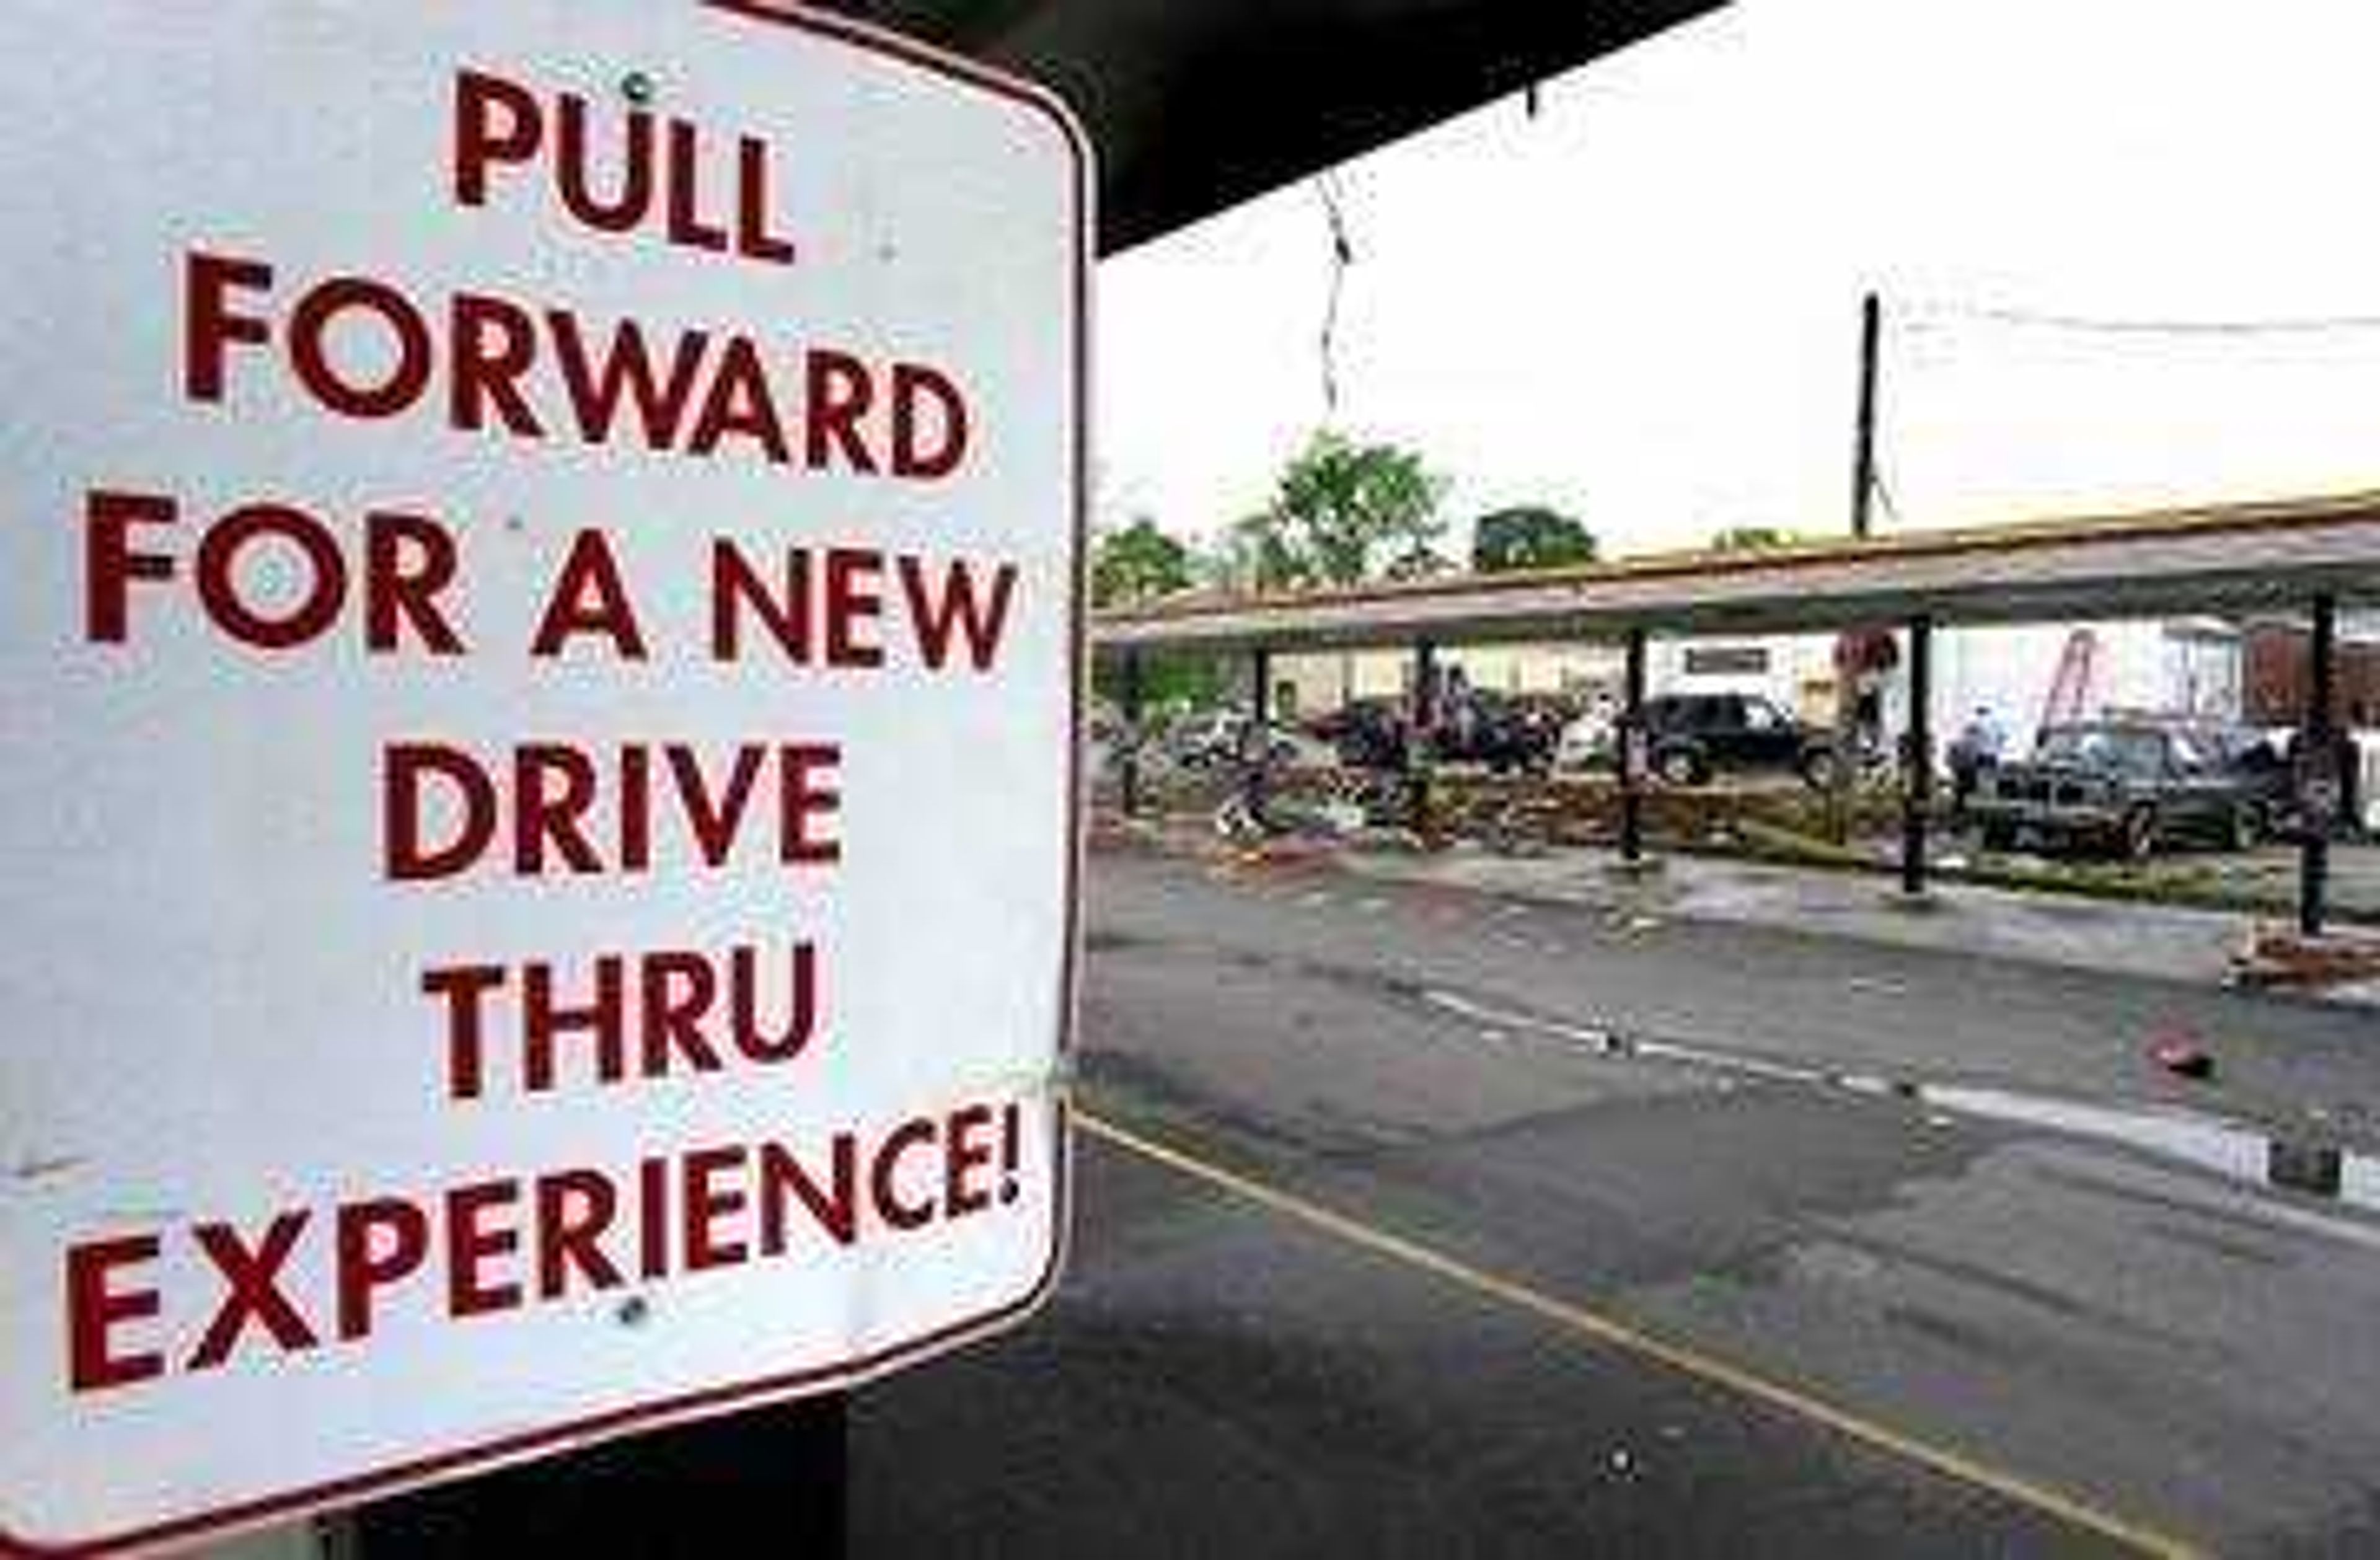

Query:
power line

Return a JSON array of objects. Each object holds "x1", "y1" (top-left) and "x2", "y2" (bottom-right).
[{"x1": 1892, "y1": 295, "x2": 2380, "y2": 338}]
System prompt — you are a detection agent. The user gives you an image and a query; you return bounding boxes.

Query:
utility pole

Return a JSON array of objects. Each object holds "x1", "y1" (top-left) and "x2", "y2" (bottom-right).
[
  {"x1": 1832, "y1": 291, "x2": 1882, "y2": 839},
  {"x1": 1851, "y1": 291, "x2": 1880, "y2": 540}
]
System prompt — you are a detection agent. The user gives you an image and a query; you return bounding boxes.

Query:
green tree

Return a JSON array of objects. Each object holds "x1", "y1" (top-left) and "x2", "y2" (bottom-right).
[
  {"x1": 1092, "y1": 650, "x2": 1229, "y2": 716},
  {"x1": 1470, "y1": 506, "x2": 1597, "y2": 573},
  {"x1": 1222, "y1": 431, "x2": 1449, "y2": 591},
  {"x1": 1708, "y1": 524, "x2": 1800, "y2": 553},
  {"x1": 1088, "y1": 518, "x2": 1224, "y2": 712},
  {"x1": 1209, "y1": 510, "x2": 1314, "y2": 594},
  {"x1": 1090, "y1": 516, "x2": 1196, "y2": 607}
]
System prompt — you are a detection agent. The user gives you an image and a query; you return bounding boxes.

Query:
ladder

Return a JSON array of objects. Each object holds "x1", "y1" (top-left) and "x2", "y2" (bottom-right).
[{"x1": 2038, "y1": 628, "x2": 2101, "y2": 734}]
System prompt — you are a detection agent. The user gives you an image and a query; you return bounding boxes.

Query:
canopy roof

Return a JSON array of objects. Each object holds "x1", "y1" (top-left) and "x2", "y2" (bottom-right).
[
  {"x1": 833, "y1": 0, "x2": 1727, "y2": 251},
  {"x1": 1092, "y1": 491, "x2": 2380, "y2": 655}
]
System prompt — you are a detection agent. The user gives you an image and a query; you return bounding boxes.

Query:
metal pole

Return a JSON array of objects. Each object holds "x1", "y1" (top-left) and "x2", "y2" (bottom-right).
[
  {"x1": 1902, "y1": 615, "x2": 1932, "y2": 896},
  {"x1": 1831, "y1": 292, "x2": 1883, "y2": 843},
  {"x1": 2301, "y1": 593, "x2": 2337, "y2": 936},
  {"x1": 351, "y1": 1392, "x2": 847, "y2": 1556},
  {"x1": 1852, "y1": 291, "x2": 1880, "y2": 542},
  {"x1": 1245, "y1": 645, "x2": 1272, "y2": 822},
  {"x1": 1621, "y1": 627, "x2": 1647, "y2": 865},
  {"x1": 1409, "y1": 640, "x2": 1437, "y2": 835},
  {"x1": 1118, "y1": 648, "x2": 1145, "y2": 818}
]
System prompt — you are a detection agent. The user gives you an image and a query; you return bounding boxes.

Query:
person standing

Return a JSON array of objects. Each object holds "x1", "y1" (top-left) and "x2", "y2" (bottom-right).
[{"x1": 1949, "y1": 705, "x2": 2006, "y2": 820}]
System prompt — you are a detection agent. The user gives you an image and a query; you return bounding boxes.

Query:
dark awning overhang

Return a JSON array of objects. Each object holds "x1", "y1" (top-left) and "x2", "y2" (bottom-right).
[{"x1": 821, "y1": 0, "x2": 1727, "y2": 252}]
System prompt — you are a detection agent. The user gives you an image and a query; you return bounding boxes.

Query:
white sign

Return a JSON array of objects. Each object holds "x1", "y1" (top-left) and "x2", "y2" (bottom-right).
[{"x1": 0, "y1": 2, "x2": 1085, "y2": 1549}]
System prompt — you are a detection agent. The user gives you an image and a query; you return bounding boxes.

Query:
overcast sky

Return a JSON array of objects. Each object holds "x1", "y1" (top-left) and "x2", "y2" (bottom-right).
[{"x1": 1092, "y1": 0, "x2": 2380, "y2": 560}]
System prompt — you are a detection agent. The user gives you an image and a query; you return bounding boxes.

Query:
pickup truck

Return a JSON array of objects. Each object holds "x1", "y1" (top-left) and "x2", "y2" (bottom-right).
[{"x1": 1968, "y1": 719, "x2": 2285, "y2": 858}]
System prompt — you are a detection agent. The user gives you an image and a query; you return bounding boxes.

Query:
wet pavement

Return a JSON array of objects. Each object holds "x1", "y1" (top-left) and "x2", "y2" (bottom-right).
[
  {"x1": 1331, "y1": 838, "x2": 2380, "y2": 1002},
  {"x1": 883, "y1": 851, "x2": 2380, "y2": 1556},
  {"x1": 1419, "y1": 987, "x2": 2380, "y2": 1216},
  {"x1": 855, "y1": 1135, "x2": 2131, "y2": 1558},
  {"x1": 1115, "y1": 842, "x2": 2380, "y2": 1157}
]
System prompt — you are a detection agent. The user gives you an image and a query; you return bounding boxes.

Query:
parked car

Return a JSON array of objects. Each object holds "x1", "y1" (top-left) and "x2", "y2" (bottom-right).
[
  {"x1": 1968, "y1": 719, "x2": 2281, "y2": 858},
  {"x1": 1639, "y1": 693, "x2": 1838, "y2": 787},
  {"x1": 1307, "y1": 699, "x2": 1411, "y2": 771},
  {"x1": 1160, "y1": 710, "x2": 1336, "y2": 775},
  {"x1": 1429, "y1": 692, "x2": 1560, "y2": 774},
  {"x1": 1157, "y1": 709, "x2": 1247, "y2": 770}
]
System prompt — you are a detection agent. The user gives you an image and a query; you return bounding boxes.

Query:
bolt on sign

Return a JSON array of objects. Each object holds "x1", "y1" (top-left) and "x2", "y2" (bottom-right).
[{"x1": 0, "y1": 2, "x2": 1086, "y2": 1549}]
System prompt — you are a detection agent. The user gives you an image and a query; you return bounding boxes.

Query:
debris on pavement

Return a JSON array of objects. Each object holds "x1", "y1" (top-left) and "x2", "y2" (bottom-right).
[
  {"x1": 2267, "y1": 1140, "x2": 2345, "y2": 1197},
  {"x1": 2148, "y1": 1032, "x2": 2216, "y2": 1082},
  {"x1": 2230, "y1": 924, "x2": 2380, "y2": 990}
]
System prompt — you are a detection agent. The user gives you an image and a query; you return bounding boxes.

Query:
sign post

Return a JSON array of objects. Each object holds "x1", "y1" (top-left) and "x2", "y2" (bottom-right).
[{"x1": 0, "y1": 3, "x2": 1086, "y2": 1551}]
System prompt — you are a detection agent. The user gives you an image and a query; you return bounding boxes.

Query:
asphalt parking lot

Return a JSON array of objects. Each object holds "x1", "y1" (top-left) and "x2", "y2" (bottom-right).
[
  {"x1": 855, "y1": 1131, "x2": 2131, "y2": 1558},
  {"x1": 850, "y1": 852, "x2": 2380, "y2": 1557}
]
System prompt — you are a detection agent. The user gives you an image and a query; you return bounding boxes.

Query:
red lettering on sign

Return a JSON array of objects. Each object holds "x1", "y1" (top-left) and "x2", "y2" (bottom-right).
[
  {"x1": 682, "y1": 1147, "x2": 749, "y2": 1271},
  {"x1": 514, "y1": 743, "x2": 604, "y2": 875},
  {"x1": 423, "y1": 941, "x2": 822, "y2": 1099},
  {"x1": 336, "y1": 1200, "x2": 430, "y2": 1341},
  {"x1": 452, "y1": 68, "x2": 797, "y2": 267},
  {"x1": 890, "y1": 362, "x2": 967, "y2": 479},
  {"x1": 706, "y1": 541, "x2": 1018, "y2": 671},
  {"x1": 364, "y1": 510, "x2": 467, "y2": 653},
  {"x1": 450, "y1": 291, "x2": 546, "y2": 436},
  {"x1": 195, "y1": 503, "x2": 349, "y2": 650},
  {"x1": 384, "y1": 743, "x2": 842, "y2": 883},
  {"x1": 804, "y1": 349, "x2": 875, "y2": 474},
  {"x1": 65, "y1": 1235, "x2": 163, "y2": 1393},
  {"x1": 58, "y1": 1099, "x2": 1031, "y2": 1392},
  {"x1": 83, "y1": 490, "x2": 178, "y2": 644},
  {"x1": 901, "y1": 555, "x2": 1016, "y2": 672},
  {"x1": 453, "y1": 69, "x2": 542, "y2": 208},
  {"x1": 530, "y1": 530, "x2": 648, "y2": 660},
  {"x1": 778, "y1": 745, "x2": 842, "y2": 866},
  {"x1": 536, "y1": 1171, "x2": 625, "y2": 1300},
  {"x1": 685, "y1": 335, "x2": 791, "y2": 463},
  {"x1": 870, "y1": 1120, "x2": 939, "y2": 1232},
  {"x1": 184, "y1": 252, "x2": 273, "y2": 403},
  {"x1": 944, "y1": 1103, "x2": 996, "y2": 1217},
  {"x1": 823, "y1": 549, "x2": 884, "y2": 668},
  {"x1": 180, "y1": 251, "x2": 971, "y2": 480},
  {"x1": 525, "y1": 954, "x2": 627, "y2": 1092},
  {"x1": 549, "y1": 313, "x2": 707, "y2": 451},
  {"x1": 557, "y1": 94, "x2": 654, "y2": 235},
  {"x1": 386, "y1": 743, "x2": 498, "y2": 881},
  {"x1": 188, "y1": 1215, "x2": 318, "y2": 1370},
  {"x1": 640, "y1": 949, "x2": 721, "y2": 1076},
  {"x1": 446, "y1": 1180, "x2": 524, "y2": 1319},
  {"x1": 85, "y1": 488, "x2": 466, "y2": 654},
  {"x1": 757, "y1": 1137, "x2": 858, "y2": 1252},
  {"x1": 289, "y1": 276, "x2": 434, "y2": 420}
]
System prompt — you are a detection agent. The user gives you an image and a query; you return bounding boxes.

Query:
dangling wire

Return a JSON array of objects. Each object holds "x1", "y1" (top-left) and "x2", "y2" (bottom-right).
[
  {"x1": 1872, "y1": 464, "x2": 1906, "y2": 530},
  {"x1": 1314, "y1": 170, "x2": 1355, "y2": 416}
]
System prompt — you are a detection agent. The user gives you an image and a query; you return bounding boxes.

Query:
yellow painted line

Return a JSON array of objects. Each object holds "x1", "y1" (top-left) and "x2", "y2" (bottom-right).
[{"x1": 1077, "y1": 1109, "x2": 2200, "y2": 1560}]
